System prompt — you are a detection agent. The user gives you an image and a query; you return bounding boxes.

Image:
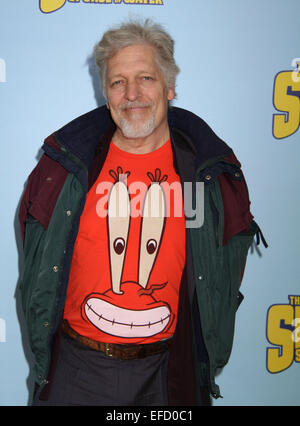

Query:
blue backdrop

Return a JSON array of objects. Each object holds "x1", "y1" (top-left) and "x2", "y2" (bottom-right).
[{"x1": 0, "y1": 0, "x2": 299, "y2": 406}]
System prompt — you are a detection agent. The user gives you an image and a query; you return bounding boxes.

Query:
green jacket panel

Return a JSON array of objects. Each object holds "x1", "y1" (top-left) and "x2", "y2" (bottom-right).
[
  {"x1": 189, "y1": 177, "x2": 257, "y2": 397},
  {"x1": 19, "y1": 173, "x2": 85, "y2": 383}
]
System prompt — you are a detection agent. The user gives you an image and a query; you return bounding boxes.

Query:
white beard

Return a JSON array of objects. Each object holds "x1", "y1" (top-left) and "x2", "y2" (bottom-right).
[{"x1": 117, "y1": 102, "x2": 156, "y2": 139}]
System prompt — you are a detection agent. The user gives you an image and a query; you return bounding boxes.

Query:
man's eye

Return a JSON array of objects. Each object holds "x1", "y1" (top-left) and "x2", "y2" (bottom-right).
[
  {"x1": 112, "y1": 80, "x2": 122, "y2": 87},
  {"x1": 143, "y1": 76, "x2": 152, "y2": 81}
]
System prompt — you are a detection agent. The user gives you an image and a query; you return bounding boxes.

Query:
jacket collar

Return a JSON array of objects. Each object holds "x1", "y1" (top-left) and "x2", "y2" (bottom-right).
[{"x1": 52, "y1": 105, "x2": 233, "y2": 172}]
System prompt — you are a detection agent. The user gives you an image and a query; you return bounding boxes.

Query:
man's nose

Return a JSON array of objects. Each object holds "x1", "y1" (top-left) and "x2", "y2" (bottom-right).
[{"x1": 125, "y1": 80, "x2": 140, "y2": 101}]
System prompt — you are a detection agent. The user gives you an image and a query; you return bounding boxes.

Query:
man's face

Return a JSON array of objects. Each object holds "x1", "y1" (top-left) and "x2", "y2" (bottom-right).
[{"x1": 106, "y1": 44, "x2": 175, "y2": 141}]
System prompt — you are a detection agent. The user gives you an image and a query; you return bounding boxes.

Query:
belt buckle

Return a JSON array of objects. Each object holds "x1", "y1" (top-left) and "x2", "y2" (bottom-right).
[{"x1": 105, "y1": 343, "x2": 113, "y2": 357}]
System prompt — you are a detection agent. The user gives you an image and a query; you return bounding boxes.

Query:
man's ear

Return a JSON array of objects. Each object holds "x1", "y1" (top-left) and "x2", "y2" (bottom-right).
[{"x1": 167, "y1": 86, "x2": 175, "y2": 102}]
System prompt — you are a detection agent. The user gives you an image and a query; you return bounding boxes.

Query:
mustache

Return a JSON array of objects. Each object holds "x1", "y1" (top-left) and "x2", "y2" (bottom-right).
[{"x1": 119, "y1": 101, "x2": 153, "y2": 111}]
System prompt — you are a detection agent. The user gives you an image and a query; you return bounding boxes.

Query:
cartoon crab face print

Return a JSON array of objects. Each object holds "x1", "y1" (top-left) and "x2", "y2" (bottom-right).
[{"x1": 81, "y1": 167, "x2": 174, "y2": 339}]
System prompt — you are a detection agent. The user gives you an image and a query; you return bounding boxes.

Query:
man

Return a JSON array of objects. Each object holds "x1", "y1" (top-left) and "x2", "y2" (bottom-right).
[{"x1": 18, "y1": 19, "x2": 264, "y2": 406}]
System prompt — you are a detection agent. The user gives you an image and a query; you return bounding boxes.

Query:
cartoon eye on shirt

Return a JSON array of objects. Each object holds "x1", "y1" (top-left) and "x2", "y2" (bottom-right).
[{"x1": 82, "y1": 167, "x2": 174, "y2": 339}]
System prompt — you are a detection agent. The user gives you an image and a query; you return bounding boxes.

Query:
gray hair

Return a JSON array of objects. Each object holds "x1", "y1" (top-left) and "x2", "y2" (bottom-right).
[{"x1": 94, "y1": 19, "x2": 180, "y2": 98}]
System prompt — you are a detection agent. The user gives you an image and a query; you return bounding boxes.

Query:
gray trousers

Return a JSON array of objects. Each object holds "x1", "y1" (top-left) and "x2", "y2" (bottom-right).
[{"x1": 33, "y1": 334, "x2": 169, "y2": 406}]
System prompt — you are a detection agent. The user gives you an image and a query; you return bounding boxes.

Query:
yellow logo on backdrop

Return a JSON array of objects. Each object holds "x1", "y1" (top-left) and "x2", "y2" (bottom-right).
[
  {"x1": 40, "y1": 0, "x2": 163, "y2": 13},
  {"x1": 272, "y1": 60, "x2": 300, "y2": 139},
  {"x1": 266, "y1": 296, "x2": 300, "y2": 374}
]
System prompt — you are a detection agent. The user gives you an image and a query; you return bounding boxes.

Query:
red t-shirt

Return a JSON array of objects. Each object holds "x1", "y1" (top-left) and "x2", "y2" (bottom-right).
[{"x1": 63, "y1": 139, "x2": 186, "y2": 344}]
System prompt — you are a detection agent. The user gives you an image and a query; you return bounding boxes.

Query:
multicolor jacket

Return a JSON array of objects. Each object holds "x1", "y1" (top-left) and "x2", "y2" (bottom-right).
[{"x1": 18, "y1": 106, "x2": 262, "y2": 405}]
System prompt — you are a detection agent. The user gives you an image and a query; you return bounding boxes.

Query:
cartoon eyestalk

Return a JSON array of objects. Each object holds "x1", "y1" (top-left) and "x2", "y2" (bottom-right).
[{"x1": 107, "y1": 167, "x2": 131, "y2": 295}]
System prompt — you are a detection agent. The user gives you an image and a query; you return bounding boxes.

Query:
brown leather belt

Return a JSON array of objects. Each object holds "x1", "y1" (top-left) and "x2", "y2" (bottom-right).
[{"x1": 61, "y1": 320, "x2": 171, "y2": 360}]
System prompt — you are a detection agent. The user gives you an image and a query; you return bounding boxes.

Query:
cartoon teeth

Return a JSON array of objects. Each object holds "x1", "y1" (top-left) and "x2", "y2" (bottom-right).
[{"x1": 85, "y1": 297, "x2": 171, "y2": 338}]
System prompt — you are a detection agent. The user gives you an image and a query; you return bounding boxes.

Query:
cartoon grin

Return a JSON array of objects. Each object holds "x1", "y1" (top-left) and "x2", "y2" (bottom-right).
[
  {"x1": 84, "y1": 296, "x2": 171, "y2": 338},
  {"x1": 82, "y1": 168, "x2": 173, "y2": 339}
]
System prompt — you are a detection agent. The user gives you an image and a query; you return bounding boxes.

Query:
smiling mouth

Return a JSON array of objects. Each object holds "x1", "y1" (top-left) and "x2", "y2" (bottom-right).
[
  {"x1": 121, "y1": 102, "x2": 152, "y2": 113},
  {"x1": 128, "y1": 107, "x2": 146, "y2": 111},
  {"x1": 124, "y1": 106, "x2": 150, "y2": 116},
  {"x1": 84, "y1": 297, "x2": 171, "y2": 338}
]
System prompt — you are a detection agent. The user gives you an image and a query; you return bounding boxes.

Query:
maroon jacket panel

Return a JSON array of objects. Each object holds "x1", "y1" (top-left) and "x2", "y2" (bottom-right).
[
  {"x1": 218, "y1": 153, "x2": 254, "y2": 246},
  {"x1": 19, "y1": 147, "x2": 68, "y2": 244}
]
